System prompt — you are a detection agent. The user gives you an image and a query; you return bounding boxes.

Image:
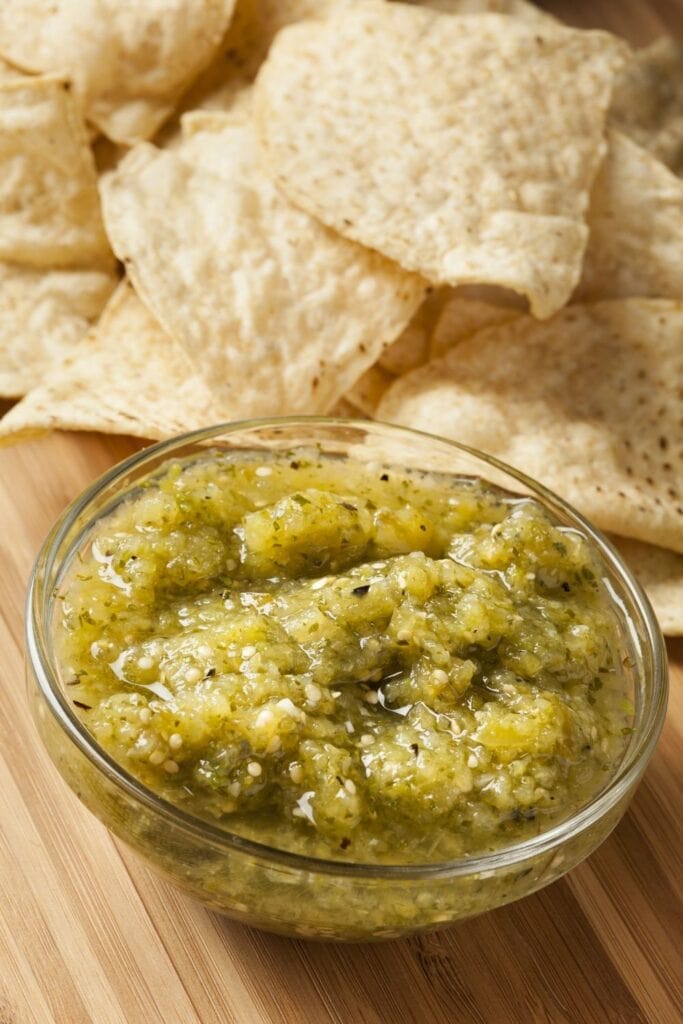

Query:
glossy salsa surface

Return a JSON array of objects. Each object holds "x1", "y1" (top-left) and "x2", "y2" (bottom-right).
[{"x1": 56, "y1": 448, "x2": 631, "y2": 864}]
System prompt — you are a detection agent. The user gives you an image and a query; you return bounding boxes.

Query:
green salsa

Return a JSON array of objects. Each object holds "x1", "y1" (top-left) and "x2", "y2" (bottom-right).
[{"x1": 57, "y1": 449, "x2": 631, "y2": 865}]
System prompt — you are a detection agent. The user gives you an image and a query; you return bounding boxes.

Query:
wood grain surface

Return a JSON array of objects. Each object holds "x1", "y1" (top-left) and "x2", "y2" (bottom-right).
[{"x1": 1, "y1": 3, "x2": 682, "y2": 1022}]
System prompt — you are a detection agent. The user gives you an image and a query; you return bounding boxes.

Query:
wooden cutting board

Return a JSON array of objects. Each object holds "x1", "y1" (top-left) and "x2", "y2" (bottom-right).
[{"x1": 1, "y1": 4, "x2": 682, "y2": 1022}]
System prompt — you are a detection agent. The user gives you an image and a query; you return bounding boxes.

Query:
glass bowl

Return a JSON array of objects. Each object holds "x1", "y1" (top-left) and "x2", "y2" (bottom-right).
[{"x1": 26, "y1": 418, "x2": 668, "y2": 941}]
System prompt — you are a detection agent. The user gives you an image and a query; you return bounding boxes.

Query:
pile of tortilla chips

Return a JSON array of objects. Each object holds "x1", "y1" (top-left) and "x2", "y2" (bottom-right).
[{"x1": 0, "y1": 0, "x2": 681, "y2": 633}]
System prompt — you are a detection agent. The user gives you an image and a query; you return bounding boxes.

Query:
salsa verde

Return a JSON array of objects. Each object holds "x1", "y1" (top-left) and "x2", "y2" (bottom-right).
[{"x1": 57, "y1": 449, "x2": 631, "y2": 864}]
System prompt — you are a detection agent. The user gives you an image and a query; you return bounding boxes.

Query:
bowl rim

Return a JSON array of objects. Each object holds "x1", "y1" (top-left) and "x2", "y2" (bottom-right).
[{"x1": 26, "y1": 416, "x2": 669, "y2": 880}]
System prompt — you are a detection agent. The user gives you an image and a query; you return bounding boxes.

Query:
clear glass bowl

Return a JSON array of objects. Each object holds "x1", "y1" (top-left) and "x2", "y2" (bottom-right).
[{"x1": 26, "y1": 418, "x2": 668, "y2": 941}]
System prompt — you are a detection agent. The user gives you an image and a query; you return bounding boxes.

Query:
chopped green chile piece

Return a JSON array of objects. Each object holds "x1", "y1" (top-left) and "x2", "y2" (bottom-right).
[{"x1": 56, "y1": 449, "x2": 631, "y2": 864}]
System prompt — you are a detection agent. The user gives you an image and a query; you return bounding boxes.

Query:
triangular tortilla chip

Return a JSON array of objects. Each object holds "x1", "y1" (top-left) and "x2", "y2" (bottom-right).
[
  {"x1": 0, "y1": 1, "x2": 237, "y2": 144},
  {"x1": 0, "y1": 263, "x2": 117, "y2": 397},
  {"x1": 377, "y1": 298, "x2": 683, "y2": 554},
  {"x1": 576, "y1": 130, "x2": 683, "y2": 301},
  {"x1": 611, "y1": 536, "x2": 683, "y2": 636},
  {"x1": 100, "y1": 114, "x2": 425, "y2": 416},
  {"x1": 610, "y1": 37, "x2": 683, "y2": 176},
  {"x1": 0, "y1": 282, "x2": 223, "y2": 444},
  {"x1": 0, "y1": 76, "x2": 112, "y2": 267},
  {"x1": 255, "y1": 5, "x2": 627, "y2": 317}
]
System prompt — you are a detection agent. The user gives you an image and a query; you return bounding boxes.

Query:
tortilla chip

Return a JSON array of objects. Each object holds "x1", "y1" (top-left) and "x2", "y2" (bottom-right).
[
  {"x1": 0, "y1": 76, "x2": 112, "y2": 267},
  {"x1": 377, "y1": 299, "x2": 683, "y2": 554},
  {"x1": 0, "y1": 75, "x2": 117, "y2": 395},
  {"x1": 345, "y1": 363, "x2": 396, "y2": 417},
  {"x1": 100, "y1": 114, "x2": 425, "y2": 416},
  {"x1": 0, "y1": 282, "x2": 223, "y2": 444},
  {"x1": 576, "y1": 131, "x2": 683, "y2": 302},
  {"x1": 364, "y1": 287, "x2": 524, "y2": 404},
  {"x1": 400, "y1": 0, "x2": 555, "y2": 24},
  {"x1": 0, "y1": 263, "x2": 117, "y2": 397},
  {"x1": 0, "y1": 1, "x2": 237, "y2": 144},
  {"x1": 610, "y1": 37, "x2": 683, "y2": 176},
  {"x1": 611, "y1": 536, "x2": 683, "y2": 636},
  {"x1": 430, "y1": 292, "x2": 523, "y2": 360},
  {"x1": 379, "y1": 285, "x2": 523, "y2": 375},
  {"x1": 255, "y1": 6, "x2": 627, "y2": 318},
  {"x1": 378, "y1": 288, "x2": 451, "y2": 377},
  {"x1": 165, "y1": 0, "x2": 361, "y2": 135}
]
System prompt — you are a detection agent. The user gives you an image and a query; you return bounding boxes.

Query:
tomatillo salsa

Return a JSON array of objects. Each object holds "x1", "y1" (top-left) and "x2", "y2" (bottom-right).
[{"x1": 57, "y1": 449, "x2": 631, "y2": 864}]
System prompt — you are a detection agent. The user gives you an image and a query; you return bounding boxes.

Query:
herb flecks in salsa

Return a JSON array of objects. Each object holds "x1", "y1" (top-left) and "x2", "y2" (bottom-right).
[{"x1": 57, "y1": 450, "x2": 630, "y2": 864}]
